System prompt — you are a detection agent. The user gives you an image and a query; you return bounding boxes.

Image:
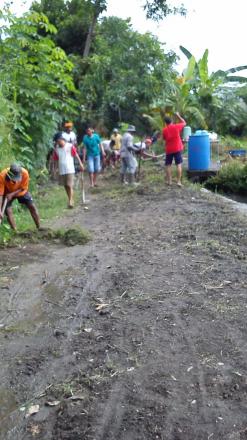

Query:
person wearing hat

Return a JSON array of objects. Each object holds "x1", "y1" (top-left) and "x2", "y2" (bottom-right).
[
  {"x1": 62, "y1": 121, "x2": 77, "y2": 146},
  {"x1": 62, "y1": 121, "x2": 82, "y2": 174},
  {"x1": 0, "y1": 164, "x2": 40, "y2": 231},
  {"x1": 120, "y1": 125, "x2": 139, "y2": 185},
  {"x1": 110, "y1": 128, "x2": 122, "y2": 167},
  {"x1": 53, "y1": 132, "x2": 84, "y2": 208}
]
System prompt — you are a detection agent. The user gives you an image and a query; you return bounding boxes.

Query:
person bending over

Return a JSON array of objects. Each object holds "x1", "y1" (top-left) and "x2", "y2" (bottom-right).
[{"x1": 0, "y1": 164, "x2": 40, "y2": 231}]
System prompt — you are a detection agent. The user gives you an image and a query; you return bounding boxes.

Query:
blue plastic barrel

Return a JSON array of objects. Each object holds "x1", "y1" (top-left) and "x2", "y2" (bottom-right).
[{"x1": 188, "y1": 133, "x2": 210, "y2": 170}]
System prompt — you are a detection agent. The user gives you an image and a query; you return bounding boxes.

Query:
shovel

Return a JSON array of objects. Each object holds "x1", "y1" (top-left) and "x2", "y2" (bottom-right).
[{"x1": 0, "y1": 198, "x2": 7, "y2": 225}]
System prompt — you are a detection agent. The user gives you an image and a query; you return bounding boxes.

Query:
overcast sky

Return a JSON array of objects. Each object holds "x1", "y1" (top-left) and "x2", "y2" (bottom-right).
[{"x1": 1, "y1": 0, "x2": 246, "y2": 74}]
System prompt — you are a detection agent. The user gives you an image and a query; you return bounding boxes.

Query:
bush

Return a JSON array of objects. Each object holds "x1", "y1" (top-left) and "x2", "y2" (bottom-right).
[
  {"x1": 0, "y1": 89, "x2": 16, "y2": 168},
  {"x1": 221, "y1": 135, "x2": 247, "y2": 151},
  {"x1": 205, "y1": 161, "x2": 247, "y2": 195}
]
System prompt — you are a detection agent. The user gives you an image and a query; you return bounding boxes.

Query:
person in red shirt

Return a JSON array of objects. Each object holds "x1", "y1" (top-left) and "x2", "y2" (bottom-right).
[
  {"x1": 0, "y1": 164, "x2": 40, "y2": 230},
  {"x1": 162, "y1": 112, "x2": 186, "y2": 187}
]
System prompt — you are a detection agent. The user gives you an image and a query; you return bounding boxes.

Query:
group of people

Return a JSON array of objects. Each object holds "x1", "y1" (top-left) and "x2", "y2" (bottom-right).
[
  {"x1": 51, "y1": 123, "x2": 150, "y2": 207},
  {"x1": 0, "y1": 113, "x2": 186, "y2": 231}
]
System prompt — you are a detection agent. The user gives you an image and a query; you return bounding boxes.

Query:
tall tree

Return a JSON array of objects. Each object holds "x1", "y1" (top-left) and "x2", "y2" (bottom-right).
[
  {"x1": 77, "y1": 16, "x2": 176, "y2": 130},
  {"x1": 144, "y1": 0, "x2": 186, "y2": 21},
  {"x1": 83, "y1": 0, "x2": 107, "y2": 57},
  {"x1": 32, "y1": 0, "x2": 91, "y2": 54},
  {"x1": 32, "y1": 0, "x2": 186, "y2": 56}
]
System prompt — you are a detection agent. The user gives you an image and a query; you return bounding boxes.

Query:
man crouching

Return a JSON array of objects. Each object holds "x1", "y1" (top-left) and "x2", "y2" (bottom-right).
[{"x1": 0, "y1": 163, "x2": 40, "y2": 231}]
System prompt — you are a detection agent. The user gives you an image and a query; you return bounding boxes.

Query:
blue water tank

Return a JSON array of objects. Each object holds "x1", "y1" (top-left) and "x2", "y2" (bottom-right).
[{"x1": 188, "y1": 133, "x2": 210, "y2": 170}]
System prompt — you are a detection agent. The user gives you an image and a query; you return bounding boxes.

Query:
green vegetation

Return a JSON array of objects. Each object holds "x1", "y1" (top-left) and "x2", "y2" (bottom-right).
[
  {"x1": 0, "y1": 0, "x2": 184, "y2": 169},
  {"x1": 0, "y1": 0, "x2": 247, "y2": 208},
  {"x1": 19, "y1": 227, "x2": 91, "y2": 246},
  {"x1": 75, "y1": 16, "x2": 176, "y2": 131},
  {"x1": 144, "y1": 47, "x2": 247, "y2": 135},
  {"x1": 0, "y1": 7, "x2": 76, "y2": 170},
  {"x1": 220, "y1": 136, "x2": 247, "y2": 151},
  {"x1": 205, "y1": 162, "x2": 247, "y2": 195},
  {"x1": 0, "y1": 89, "x2": 15, "y2": 168}
]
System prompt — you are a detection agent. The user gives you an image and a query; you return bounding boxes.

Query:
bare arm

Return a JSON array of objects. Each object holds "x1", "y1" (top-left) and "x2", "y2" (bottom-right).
[
  {"x1": 75, "y1": 152, "x2": 84, "y2": 171},
  {"x1": 0, "y1": 195, "x2": 3, "y2": 219},
  {"x1": 0, "y1": 189, "x2": 23, "y2": 219},
  {"x1": 6, "y1": 189, "x2": 24, "y2": 201},
  {"x1": 175, "y1": 112, "x2": 186, "y2": 124},
  {"x1": 82, "y1": 146, "x2": 87, "y2": 163},
  {"x1": 100, "y1": 143, "x2": 105, "y2": 156}
]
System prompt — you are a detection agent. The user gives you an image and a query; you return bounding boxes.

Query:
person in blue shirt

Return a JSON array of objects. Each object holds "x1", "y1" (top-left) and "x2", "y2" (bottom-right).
[{"x1": 82, "y1": 128, "x2": 105, "y2": 187}]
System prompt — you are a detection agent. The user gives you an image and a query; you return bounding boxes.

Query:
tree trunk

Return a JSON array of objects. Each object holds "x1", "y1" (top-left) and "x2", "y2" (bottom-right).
[
  {"x1": 83, "y1": 1, "x2": 100, "y2": 58},
  {"x1": 83, "y1": 15, "x2": 97, "y2": 57}
]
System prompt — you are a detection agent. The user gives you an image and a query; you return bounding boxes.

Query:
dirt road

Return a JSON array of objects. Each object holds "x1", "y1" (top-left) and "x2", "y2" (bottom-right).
[{"x1": 0, "y1": 179, "x2": 247, "y2": 440}]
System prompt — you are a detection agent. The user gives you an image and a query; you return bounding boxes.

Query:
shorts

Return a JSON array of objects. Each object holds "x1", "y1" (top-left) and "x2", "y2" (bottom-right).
[
  {"x1": 59, "y1": 173, "x2": 74, "y2": 187},
  {"x1": 87, "y1": 155, "x2": 101, "y2": 173},
  {"x1": 6, "y1": 192, "x2": 34, "y2": 209},
  {"x1": 165, "y1": 151, "x2": 183, "y2": 166}
]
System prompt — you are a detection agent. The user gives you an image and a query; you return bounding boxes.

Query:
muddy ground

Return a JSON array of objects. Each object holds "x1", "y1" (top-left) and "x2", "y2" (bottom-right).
[{"x1": 0, "y1": 173, "x2": 247, "y2": 440}]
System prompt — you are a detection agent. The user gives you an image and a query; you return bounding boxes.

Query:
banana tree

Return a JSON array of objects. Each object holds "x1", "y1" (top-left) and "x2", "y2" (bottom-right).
[
  {"x1": 179, "y1": 46, "x2": 247, "y2": 130},
  {"x1": 143, "y1": 85, "x2": 206, "y2": 131},
  {"x1": 180, "y1": 46, "x2": 247, "y2": 87},
  {"x1": 143, "y1": 53, "x2": 206, "y2": 131}
]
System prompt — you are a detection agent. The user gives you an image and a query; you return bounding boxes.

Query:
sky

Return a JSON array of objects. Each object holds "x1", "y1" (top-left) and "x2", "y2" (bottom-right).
[{"x1": 1, "y1": 0, "x2": 246, "y2": 74}]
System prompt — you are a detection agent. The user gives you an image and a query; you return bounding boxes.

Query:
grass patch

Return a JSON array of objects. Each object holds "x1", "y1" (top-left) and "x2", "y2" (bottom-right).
[
  {"x1": 98, "y1": 159, "x2": 193, "y2": 198},
  {"x1": 21, "y1": 227, "x2": 90, "y2": 246},
  {"x1": 145, "y1": 170, "x2": 164, "y2": 185},
  {"x1": 0, "y1": 227, "x2": 90, "y2": 248}
]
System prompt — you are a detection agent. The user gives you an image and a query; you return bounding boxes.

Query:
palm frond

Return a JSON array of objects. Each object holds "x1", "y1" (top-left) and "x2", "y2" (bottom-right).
[
  {"x1": 179, "y1": 45, "x2": 193, "y2": 60},
  {"x1": 225, "y1": 65, "x2": 247, "y2": 74}
]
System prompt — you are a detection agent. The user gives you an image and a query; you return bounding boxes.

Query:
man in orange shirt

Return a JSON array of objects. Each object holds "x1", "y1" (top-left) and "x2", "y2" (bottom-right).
[{"x1": 0, "y1": 164, "x2": 40, "y2": 231}]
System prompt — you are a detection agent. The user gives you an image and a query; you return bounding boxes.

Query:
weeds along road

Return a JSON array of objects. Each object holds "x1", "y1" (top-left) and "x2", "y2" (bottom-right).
[{"x1": 0, "y1": 178, "x2": 247, "y2": 440}]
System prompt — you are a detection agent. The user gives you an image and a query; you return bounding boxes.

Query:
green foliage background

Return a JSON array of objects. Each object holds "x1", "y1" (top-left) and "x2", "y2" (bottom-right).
[
  {"x1": 205, "y1": 162, "x2": 247, "y2": 195},
  {"x1": 0, "y1": 7, "x2": 77, "y2": 171},
  {"x1": 0, "y1": 0, "x2": 247, "y2": 177}
]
